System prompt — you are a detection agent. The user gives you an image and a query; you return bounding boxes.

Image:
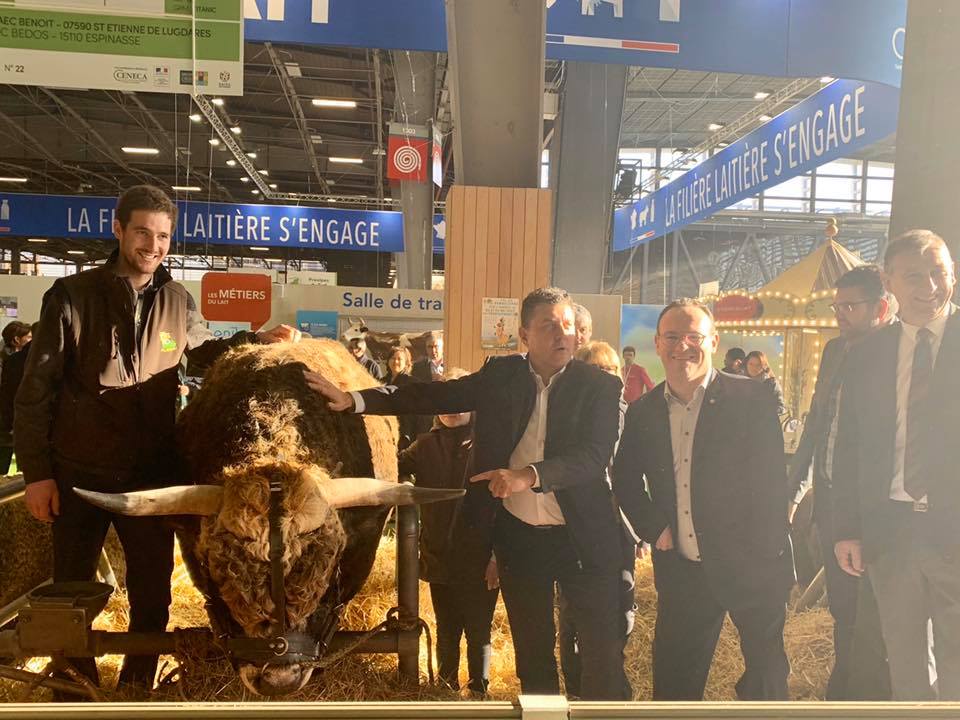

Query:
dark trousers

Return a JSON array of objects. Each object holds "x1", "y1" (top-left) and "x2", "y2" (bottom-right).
[
  {"x1": 53, "y1": 470, "x2": 175, "y2": 688},
  {"x1": 816, "y1": 493, "x2": 891, "y2": 700},
  {"x1": 0, "y1": 445, "x2": 12, "y2": 475},
  {"x1": 868, "y1": 509, "x2": 960, "y2": 700},
  {"x1": 651, "y1": 551, "x2": 789, "y2": 700},
  {"x1": 494, "y1": 508, "x2": 630, "y2": 700},
  {"x1": 429, "y1": 581, "x2": 499, "y2": 693},
  {"x1": 558, "y1": 540, "x2": 636, "y2": 698}
]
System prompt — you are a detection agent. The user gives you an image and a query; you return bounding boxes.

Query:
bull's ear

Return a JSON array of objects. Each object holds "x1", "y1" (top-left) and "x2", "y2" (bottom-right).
[
  {"x1": 315, "y1": 476, "x2": 464, "y2": 510},
  {"x1": 74, "y1": 485, "x2": 223, "y2": 516}
]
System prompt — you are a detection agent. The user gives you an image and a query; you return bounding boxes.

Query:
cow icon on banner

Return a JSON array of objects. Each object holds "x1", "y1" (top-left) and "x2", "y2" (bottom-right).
[{"x1": 387, "y1": 122, "x2": 430, "y2": 183}]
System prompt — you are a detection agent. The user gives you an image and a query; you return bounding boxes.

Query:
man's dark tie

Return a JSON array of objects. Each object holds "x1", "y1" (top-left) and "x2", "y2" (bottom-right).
[{"x1": 904, "y1": 327, "x2": 934, "y2": 500}]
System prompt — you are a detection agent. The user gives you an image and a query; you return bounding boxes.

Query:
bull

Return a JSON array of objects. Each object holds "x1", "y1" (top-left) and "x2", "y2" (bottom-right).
[{"x1": 75, "y1": 339, "x2": 460, "y2": 696}]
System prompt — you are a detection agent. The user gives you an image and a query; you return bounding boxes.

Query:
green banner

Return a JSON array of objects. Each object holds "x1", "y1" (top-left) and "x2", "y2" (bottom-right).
[{"x1": 0, "y1": 1, "x2": 242, "y2": 94}]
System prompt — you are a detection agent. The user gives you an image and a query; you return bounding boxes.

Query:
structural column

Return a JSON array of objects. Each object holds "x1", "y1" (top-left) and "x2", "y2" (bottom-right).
[
  {"x1": 550, "y1": 62, "x2": 627, "y2": 293},
  {"x1": 889, "y1": 1, "x2": 960, "y2": 248},
  {"x1": 445, "y1": 0, "x2": 546, "y2": 187},
  {"x1": 391, "y1": 50, "x2": 437, "y2": 290}
]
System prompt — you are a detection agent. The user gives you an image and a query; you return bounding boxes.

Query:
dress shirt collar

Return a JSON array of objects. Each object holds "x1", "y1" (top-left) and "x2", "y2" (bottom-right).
[
  {"x1": 663, "y1": 368, "x2": 715, "y2": 406},
  {"x1": 900, "y1": 303, "x2": 953, "y2": 343},
  {"x1": 525, "y1": 355, "x2": 568, "y2": 390}
]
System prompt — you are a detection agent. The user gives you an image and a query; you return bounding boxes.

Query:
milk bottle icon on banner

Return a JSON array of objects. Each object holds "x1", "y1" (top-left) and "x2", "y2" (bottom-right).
[{"x1": 0, "y1": 199, "x2": 9, "y2": 221}]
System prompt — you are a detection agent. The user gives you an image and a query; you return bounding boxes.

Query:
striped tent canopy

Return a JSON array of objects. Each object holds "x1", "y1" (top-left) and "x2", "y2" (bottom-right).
[{"x1": 759, "y1": 240, "x2": 864, "y2": 297}]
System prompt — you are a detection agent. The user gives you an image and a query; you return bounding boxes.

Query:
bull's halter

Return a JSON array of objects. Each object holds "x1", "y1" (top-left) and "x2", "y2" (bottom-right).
[{"x1": 226, "y1": 478, "x2": 320, "y2": 666}]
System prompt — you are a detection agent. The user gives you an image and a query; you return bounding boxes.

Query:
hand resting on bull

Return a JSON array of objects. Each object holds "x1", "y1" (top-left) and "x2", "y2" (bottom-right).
[{"x1": 71, "y1": 338, "x2": 464, "y2": 696}]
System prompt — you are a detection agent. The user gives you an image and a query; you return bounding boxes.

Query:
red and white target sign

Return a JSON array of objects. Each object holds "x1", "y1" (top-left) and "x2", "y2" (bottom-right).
[{"x1": 387, "y1": 134, "x2": 429, "y2": 182}]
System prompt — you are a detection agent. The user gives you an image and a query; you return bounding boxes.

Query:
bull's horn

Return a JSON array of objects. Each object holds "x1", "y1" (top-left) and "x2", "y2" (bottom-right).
[
  {"x1": 316, "y1": 477, "x2": 464, "y2": 510},
  {"x1": 73, "y1": 485, "x2": 223, "y2": 516}
]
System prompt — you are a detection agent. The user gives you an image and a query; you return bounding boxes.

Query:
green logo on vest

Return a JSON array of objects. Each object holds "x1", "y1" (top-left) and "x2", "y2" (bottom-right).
[{"x1": 159, "y1": 331, "x2": 178, "y2": 352}]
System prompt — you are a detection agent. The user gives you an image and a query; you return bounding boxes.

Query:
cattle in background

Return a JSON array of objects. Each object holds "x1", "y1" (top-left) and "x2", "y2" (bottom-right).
[{"x1": 340, "y1": 318, "x2": 440, "y2": 367}]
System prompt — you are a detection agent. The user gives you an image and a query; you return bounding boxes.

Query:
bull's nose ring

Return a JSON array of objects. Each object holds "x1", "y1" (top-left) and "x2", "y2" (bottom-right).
[{"x1": 269, "y1": 637, "x2": 289, "y2": 656}]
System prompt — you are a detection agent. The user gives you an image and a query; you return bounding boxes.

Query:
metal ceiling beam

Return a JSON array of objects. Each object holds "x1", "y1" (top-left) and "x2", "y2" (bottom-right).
[
  {"x1": 193, "y1": 94, "x2": 271, "y2": 197},
  {"x1": 109, "y1": 92, "x2": 235, "y2": 202},
  {"x1": 0, "y1": 108, "x2": 117, "y2": 189},
  {"x1": 32, "y1": 87, "x2": 167, "y2": 189},
  {"x1": 371, "y1": 49, "x2": 385, "y2": 204},
  {"x1": 264, "y1": 41, "x2": 331, "y2": 194},
  {"x1": 641, "y1": 77, "x2": 821, "y2": 192}
]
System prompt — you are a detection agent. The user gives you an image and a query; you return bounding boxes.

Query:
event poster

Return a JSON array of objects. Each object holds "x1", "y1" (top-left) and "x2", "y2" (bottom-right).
[
  {"x1": 480, "y1": 297, "x2": 519, "y2": 351},
  {"x1": 296, "y1": 310, "x2": 339, "y2": 340},
  {"x1": 620, "y1": 304, "x2": 664, "y2": 385}
]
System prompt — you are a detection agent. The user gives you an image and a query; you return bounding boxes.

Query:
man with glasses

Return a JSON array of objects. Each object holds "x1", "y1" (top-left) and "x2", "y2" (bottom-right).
[
  {"x1": 612, "y1": 298, "x2": 794, "y2": 700},
  {"x1": 832, "y1": 230, "x2": 960, "y2": 699},
  {"x1": 788, "y1": 265, "x2": 894, "y2": 699}
]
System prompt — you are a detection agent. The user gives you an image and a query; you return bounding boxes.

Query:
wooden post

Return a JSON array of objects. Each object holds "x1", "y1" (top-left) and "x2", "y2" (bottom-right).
[{"x1": 444, "y1": 186, "x2": 552, "y2": 372}]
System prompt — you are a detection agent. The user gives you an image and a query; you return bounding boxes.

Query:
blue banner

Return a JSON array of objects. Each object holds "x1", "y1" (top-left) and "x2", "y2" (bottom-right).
[
  {"x1": 0, "y1": 193, "x2": 405, "y2": 253},
  {"x1": 245, "y1": 0, "x2": 905, "y2": 88},
  {"x1": 612, "y1": 79, "x2": 901, "y2": 251}
]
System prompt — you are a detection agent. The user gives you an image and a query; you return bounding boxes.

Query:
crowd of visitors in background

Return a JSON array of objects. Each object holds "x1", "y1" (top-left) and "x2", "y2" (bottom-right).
[{"x1": 2, "y1": 186, "x2": 956, "y2": 704}]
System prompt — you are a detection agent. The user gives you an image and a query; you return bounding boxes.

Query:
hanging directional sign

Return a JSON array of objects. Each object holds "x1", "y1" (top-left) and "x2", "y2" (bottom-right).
[{"x1": 612, "y1": 79, "x2": 902, "y2": 250}]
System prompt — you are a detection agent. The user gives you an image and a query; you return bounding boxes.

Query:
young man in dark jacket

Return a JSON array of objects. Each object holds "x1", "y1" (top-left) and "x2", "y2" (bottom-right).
[
  {"x1": 398, "y1": 368, "x2": 499, "y2": 695},
  {"x1": 15, "y1": 185, "x2": 298, "y2": 690}
]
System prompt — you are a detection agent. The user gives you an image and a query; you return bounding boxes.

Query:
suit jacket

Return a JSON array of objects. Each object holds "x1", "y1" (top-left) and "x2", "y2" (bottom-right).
[
  {"x1": 411, "y1": 358, "x2": 440, "y2": 383},
  {"x1": 612, "y1": 370, "x2": 794, "y2": 609},
  {"x1": 359, "y1": 354, "x2": 626, "y2": 572},
  {"x1": 832, "y1": 310, "x2": 960, "y2": 560},
  {"x1": 788, "y1": 336, "x2": 847, "y2": 502}
]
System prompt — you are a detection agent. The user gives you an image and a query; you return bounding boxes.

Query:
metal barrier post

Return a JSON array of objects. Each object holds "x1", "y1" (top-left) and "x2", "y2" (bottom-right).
[{"x1": 395, "y1": 501, "x2": 420, "y2": 684}]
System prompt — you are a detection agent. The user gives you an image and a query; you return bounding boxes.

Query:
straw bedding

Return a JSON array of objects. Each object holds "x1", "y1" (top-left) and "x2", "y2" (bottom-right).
[{"x1": 0, "y1": 535, "x2": 833, "y2": 702}]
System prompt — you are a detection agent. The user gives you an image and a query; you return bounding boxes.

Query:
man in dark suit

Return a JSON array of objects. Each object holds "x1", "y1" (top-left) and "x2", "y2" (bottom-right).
[
  {"x1": 613, "y1": 298, "x2": 794, "y2": 700},
  {"x1": 306, "y1": 287, "x2": 630, "y2": 699},
  {"x1": 787, "y1": 265, "x2": 893, "y2": 700},
  {"x1": 412, "y1": 331, "x2": 444, "y2": 383},
  {"x1": 410, "y1": 331, "x2": 444, "y2": 436},
  {"x1": 832, "y1": 229, "x2": 960, "y2": 700}
]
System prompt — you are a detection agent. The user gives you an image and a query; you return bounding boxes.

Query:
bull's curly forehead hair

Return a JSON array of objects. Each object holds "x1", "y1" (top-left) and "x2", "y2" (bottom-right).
[
  {"x1": 116, "y1": 184, "x2": 178, "y2": 230},
  {"x1": 521, "y1": 286, "x2": 572, "y2": 328}
]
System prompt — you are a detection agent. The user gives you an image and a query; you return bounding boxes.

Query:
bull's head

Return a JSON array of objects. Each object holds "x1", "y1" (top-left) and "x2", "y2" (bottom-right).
[{"x1": 74, "y1": 465, "x2": 462, "y2": 696}]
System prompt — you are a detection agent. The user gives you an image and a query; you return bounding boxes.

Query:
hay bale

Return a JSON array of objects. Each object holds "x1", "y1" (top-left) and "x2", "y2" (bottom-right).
[
  {"x1": 0, "y1": 500, "x2": 52, "y2": 610},
  {"x1": 1, "y1": 537, "x2": 834, "y2": 702}
]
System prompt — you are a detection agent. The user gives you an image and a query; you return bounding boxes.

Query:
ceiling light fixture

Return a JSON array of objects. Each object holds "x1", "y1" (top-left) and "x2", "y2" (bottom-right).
[
  {"x1": 0, "y1": 176, "x2": 28, "y2": 182},
  {"x1": 269, "y1": 183, "x2": 277, "y2": 189},
  {"x1": 820, "y1": 76, "x2": 835, "y2": 84},
  {"x1": 27, "y1": 238, "x2": 47, "y2": 243},
  {"x1": 753, "y1": 91, "x2": 771, "y2": 100},
  {"x1": 252, "y1": 189, "x2": 260, "y2": 195},
  {"x1": 226, "y1": 159, "x2": 237, "y2": 167},
  {"x1": 312, "y1": 98, "x2": 357, "y2": 108},
  {"x1": 211, "y1": 98, "x2": 225, "y2": 106},
  {"x1": 329, "y1": 157, "x2": 363, "y2": 164},
  {"x1": 707, "y1": 122, "x2": 725, "y2": 131},
  {"x1": 246, "y1": 152, "x2": 257, "y2": 159},
  {"x1": 121, "y1": 147, "x2": 159, "y2": 155},
  {"x1": 257, "y1": 169, "x2": 268, "y2": 175},
  {"x1": 171, "y1": 185, "x2": 202, "y2": 192},
  {"x1": 209, "y1": 138, "x2": 220, "y2": 146},
  {"x1": 230, "y1": 126, "x2": 241, "y2": 135},
  {"x1": 249, "y1": 246, "x2": 270, "y2": 252},
  {"x1": 240, "y1": 177, "x2": 250, "y2": 183},
  {"x1": 189, "y1": 113, "x2": 202, "y2": 122},
  {"x1": 67, "y1": 249, "x2": 85, "y2": 255}
]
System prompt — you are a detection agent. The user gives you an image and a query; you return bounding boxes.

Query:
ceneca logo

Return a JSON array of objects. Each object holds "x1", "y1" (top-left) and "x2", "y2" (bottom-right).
[{"x1": 113, "y1": 67, "x2": 148, "y2": 84}]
